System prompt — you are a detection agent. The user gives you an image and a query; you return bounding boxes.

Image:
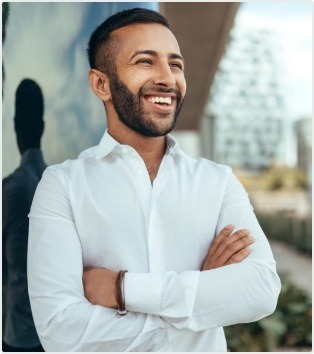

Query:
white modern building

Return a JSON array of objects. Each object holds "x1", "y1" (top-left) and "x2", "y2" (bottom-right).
[{"x1": 204, "y1": 27, "x2": 287, "y2": 171}]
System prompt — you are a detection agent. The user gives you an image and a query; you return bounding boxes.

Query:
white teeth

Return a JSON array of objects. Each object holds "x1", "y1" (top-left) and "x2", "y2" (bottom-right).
[{"x1": 147, "y1": 96, "x2": 172, "y2": 105}]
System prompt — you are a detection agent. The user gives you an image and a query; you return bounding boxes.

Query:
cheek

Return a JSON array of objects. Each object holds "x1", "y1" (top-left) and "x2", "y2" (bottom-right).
[
  {"x1": 122, "y1": 72, "x2": 149, "y2": 94},
  {"x1": 179, "y1": 77, "x2": 187, "y2": 97}
]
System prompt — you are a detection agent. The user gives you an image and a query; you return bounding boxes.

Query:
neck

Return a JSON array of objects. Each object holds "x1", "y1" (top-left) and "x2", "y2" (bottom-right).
[
  {"x1": 18, "y1": 141, "x2": 40, "y2": 156},
  {"x1": 108, "y1": 122, "x2": 166, "y2": 165}
]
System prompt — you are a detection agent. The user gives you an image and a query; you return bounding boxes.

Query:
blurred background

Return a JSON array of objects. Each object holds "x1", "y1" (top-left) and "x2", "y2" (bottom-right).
[{"x1": 2, "y1": 2, "x2": 312, "y2": 351}]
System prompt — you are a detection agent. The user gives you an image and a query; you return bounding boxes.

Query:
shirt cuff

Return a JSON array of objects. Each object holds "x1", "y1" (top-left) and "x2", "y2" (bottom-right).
[{"x1": 124, "y1": 272, "x2": 162, "y2": 315}]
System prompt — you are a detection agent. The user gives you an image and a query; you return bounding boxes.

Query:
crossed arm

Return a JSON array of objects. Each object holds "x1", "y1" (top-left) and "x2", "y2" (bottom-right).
[
  {"x1": 83, "y1": 225, "x2": 255, "y2": 309},
  {"x1": 82, "y1": 223, "x2": 279, "y2": 337}
]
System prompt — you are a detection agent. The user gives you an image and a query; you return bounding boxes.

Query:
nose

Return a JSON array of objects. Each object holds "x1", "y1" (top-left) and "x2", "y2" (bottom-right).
[{"x1": 153, "y1": 62, "x2": 176, "y2": 87}]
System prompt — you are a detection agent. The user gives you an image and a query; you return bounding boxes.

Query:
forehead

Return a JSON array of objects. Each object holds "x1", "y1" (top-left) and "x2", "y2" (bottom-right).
[{"x1": 113, "y1": 23, "x2": 181, "y2": 58}]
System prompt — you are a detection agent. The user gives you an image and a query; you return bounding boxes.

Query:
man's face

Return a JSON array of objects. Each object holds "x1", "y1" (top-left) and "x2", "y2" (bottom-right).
[{"x1": 108, "y1": 23, "x2": 186, "y2": 137}]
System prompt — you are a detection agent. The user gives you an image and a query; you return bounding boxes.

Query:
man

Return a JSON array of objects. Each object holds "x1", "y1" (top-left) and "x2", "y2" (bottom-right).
[
  {"x1": 28, "y1": 8, "x2": 280, "y2": 352},
  {"x1": 3, "y1": 79, "x2": 45, "y2": 352}
]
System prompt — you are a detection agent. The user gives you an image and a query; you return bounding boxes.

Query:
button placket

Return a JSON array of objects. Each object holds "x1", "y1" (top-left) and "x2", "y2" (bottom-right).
[
  {"x1": 151, "y1": 155, "x2": 173, "y2": 205},
  {"x1": 146, "y1": 155, "x2": 174, "y2": 272},
  {"x1": 148, "y1": 217, "x2": 167, "y2": 272}
]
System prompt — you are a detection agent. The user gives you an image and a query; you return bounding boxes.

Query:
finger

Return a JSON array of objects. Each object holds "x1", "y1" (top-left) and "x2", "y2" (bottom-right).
[
  {"x1": 226, "y1": 247, "x2": 252, "y2": 265},
  {"x1": 218, "y1": 235, "x2": 255, "y2": 265},
  {"x1": 214, "y1": 229, "x2": 250, "y2": 260},
  {"x1": 206, "y1": 224, "x2": 234, "y2": 259}
]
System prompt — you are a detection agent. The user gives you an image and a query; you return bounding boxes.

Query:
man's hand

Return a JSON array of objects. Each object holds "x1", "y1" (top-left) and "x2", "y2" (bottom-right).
[
  {"x1": 202, "y1": 225, "x2": 254, "y2": 271},
  {"x1": 83, "y1": 267, "x2": 118, "y2": 308}
]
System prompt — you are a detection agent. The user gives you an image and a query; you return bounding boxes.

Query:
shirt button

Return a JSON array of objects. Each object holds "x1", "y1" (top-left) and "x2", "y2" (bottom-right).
[
  {"x1": 150, "y1": 215, "x2": 156, "y2": 222},
  {"x1": 122, "y1": 148, "x2": 128, "y2": 154},
  {"x1": 137, "y1": 170, "x2": 143, "y2": 176}
]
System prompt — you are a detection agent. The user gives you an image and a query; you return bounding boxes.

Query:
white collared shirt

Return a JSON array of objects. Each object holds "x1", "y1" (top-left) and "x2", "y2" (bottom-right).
[{"x1": 28, "y1": 130, "x2": 281, "y2": 352}]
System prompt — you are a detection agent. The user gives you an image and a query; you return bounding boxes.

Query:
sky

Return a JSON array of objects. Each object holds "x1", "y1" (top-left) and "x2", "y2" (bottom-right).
[{"x1": 2, "y1": 2, "x2": 312, "y2": 176}]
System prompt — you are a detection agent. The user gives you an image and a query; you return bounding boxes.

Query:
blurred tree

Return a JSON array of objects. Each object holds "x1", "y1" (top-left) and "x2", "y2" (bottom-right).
[{"x1": 263, "y1": 165, "x2": 308, "y2": 191}]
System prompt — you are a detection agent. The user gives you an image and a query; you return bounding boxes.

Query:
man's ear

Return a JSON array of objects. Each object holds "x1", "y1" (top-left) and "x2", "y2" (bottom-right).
[{"x1": 88, "y1": 69, "x2": 111, "y2": 102}]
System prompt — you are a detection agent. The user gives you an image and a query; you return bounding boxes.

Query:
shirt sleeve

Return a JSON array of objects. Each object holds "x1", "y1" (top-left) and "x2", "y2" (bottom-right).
[
  {"x1": 27, "y1": 168, "x2": 164, "y2": 352},
  {"x1": 124, "y1": 169, "x2": 281, "y2": 331}
]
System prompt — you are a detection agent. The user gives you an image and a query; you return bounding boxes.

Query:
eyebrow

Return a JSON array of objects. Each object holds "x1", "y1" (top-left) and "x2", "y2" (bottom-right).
[{"x1": 130, "y1": 50, "x2": 184, "y2": 63}]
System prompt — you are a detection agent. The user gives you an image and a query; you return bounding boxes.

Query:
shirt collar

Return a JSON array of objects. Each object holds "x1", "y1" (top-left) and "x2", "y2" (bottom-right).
[
  {"x1": 20, "y1": 148, "x2": 44, "y2": 166},
  {"x1": 94, "y1": 130, "x2": 120, "y2": 159},
  {"x1": 94, "y1": 129, "x2": 183, "y2": 159},
  {"x1": 165, "y1": 134, "x2": 181, "y2": 156}
]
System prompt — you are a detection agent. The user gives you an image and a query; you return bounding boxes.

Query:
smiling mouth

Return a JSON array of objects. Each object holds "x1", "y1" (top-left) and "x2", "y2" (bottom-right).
[{"x1": 144, "y1": 95, "x2": 173, "y2": 107}]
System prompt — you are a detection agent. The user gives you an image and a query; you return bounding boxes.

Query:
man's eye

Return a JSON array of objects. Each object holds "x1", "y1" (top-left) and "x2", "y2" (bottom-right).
[
  {"x1": 170, "y1": 62, "x2": 183, "y2": 70},
  {"x1": 136, "y1": 59, "x2": 152, "y2": 65}
]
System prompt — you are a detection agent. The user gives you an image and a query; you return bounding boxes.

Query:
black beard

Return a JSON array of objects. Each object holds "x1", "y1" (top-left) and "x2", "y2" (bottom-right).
[{"x1": 109, "y1": 73, "x2": 184, "y2": 137}]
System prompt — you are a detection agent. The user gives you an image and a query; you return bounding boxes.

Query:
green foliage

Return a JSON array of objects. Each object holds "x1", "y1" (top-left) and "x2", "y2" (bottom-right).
[
  {"x1": 225, "y1": 273, "x2": 312, "y2": 351},
  {"x1": 257, "y1": 213, "x2": 312, "y2": 255},
  {"x1": 263, "y1": 165, "x2": 308, "y2": 191}
]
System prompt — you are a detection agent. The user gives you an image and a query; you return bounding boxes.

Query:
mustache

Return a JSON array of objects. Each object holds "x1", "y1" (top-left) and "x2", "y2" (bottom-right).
[{"x1": 139, "y1": 86, "x2": 182, "y2": 99}]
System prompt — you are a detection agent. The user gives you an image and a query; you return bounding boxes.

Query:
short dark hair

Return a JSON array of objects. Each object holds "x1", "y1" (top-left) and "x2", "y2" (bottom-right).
[
  {"x1": 87, "y1": 8, "x2": 169, "y2": 77},
  {"x1": 14, "y1": 79, "x2": 44, "y2": 150}
]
